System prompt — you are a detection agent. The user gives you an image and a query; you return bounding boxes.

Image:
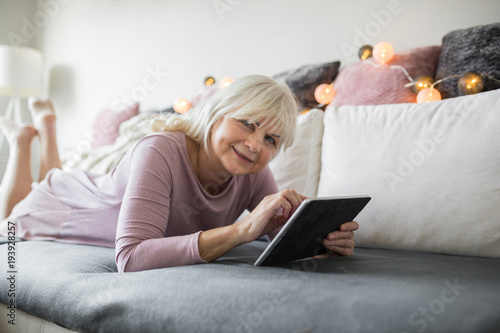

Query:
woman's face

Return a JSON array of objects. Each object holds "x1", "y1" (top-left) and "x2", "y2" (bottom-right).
[{"x1": 208, "y1": 116, "x2": 281, "y2": 177}]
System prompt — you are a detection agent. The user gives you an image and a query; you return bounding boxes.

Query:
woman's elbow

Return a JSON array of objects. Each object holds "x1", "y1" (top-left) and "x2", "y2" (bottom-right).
[
  {"x1": 115, "y1": 244, "x2": 136, "y2": 273},
  {"x1": 115, "y1": 255, "x2": 128, "y2": 273}
]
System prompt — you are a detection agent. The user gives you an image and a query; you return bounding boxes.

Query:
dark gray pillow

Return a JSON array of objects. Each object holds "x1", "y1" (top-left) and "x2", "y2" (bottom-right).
[
  {"x1": 273, "y1": 61, "x2": 340, "y2": 109},
  {"x1": 435, "y1": 23, "x2": 500, "y2": 99}
]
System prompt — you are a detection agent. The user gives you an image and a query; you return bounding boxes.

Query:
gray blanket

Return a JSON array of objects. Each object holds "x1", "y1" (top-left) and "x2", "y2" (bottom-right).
[{"x1": 1, "y1": 240, "x2": 499, "y2": 333}]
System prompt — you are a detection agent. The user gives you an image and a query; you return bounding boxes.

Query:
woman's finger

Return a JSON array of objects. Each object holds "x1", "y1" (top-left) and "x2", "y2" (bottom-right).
[
  {"x1": 323, "y1": 238, "x2": 355, "y2": 249},
  {"x1": 326, "y1": 230, "x2": 354, "y2": 241},
  {"x1": 282, "y1": 189, "x2": 302, "y2": 205},
  {"x1": 327, "y1": 245, "x2": 354, "y2": 256},
  {"x1": 278, "y1": 189, "x2": 303, "y2": 217},
  {"x1": 280, "y1": 199, "x2": 293, "y2": 218},
  {"x1": 339, "y1": 221, "x2": 359, "y2": 232}
]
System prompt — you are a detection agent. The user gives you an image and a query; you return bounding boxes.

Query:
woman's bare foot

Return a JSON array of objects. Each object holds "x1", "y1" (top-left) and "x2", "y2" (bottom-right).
[
  {"x1": 27, "y1": 97, "x2": 62, "y2": 178},
  {"x1": 0, "y1": 117, "x2": 37, "y2": 147},
  {"x1": 28, "y1": 97, "x2": 57, "y2": 135}
]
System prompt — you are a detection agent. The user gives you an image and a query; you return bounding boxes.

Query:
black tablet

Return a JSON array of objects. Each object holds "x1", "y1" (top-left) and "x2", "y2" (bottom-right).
[{"x1": 254, "y1": 195, "x2": 371, "y2": 266}]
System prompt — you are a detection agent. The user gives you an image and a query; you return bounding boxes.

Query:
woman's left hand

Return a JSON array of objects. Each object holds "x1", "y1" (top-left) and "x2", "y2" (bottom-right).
[{"x1": 320, "y1": 221, "x2": 359, "y2": 257}]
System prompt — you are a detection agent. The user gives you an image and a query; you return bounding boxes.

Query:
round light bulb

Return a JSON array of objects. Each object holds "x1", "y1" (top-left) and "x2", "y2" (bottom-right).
[
  {"x1": 314, "y1": 83, "x2": 336, "y2": 105},
  {"x1": 204, "y1": 76, "x2": 215, "y2": 86},
  {"x1": 416, "y1": 87, "x2": 441, "y2": 103},
  {"x1": 372, "y1": 42, "x2": 394, "y2": 64},
  {"x1": 358, "y1": 45, "x2": 373, "y2": 60},
  {"x1": 219, "y1": 76, "x2": 234, "y2": 89},
  {"x1": 458, "y1": 72, "x2": 484, "y2": 95},
  {"x1": 173, "y1": 98, "x2": 192, "y2": 113},
  {"x1": 412, "y1": 75, "x2": 434, "y2": 94}
]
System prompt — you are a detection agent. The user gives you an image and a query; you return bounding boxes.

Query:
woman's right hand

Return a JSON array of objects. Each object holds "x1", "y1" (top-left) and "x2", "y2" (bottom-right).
[
  {"x1": 198, "y1": 189, "x2": 307, "y2": 263},
  {"x1": 236, "y1": 189, "x2": 307, "y2": 243}
]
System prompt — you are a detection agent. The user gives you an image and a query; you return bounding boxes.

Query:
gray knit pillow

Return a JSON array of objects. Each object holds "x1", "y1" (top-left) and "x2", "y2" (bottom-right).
[
  {"x1": 273, "y1": 61, "x2": 340, "y2": 110},
  {"x1": 435, "y1": 23, "x2": 500, "y2": 99}
]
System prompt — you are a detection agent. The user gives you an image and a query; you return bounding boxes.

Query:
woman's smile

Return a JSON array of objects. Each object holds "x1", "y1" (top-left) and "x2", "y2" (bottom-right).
[{"x1": 232, "y1": 146, "x2": 254, "y2": 163}]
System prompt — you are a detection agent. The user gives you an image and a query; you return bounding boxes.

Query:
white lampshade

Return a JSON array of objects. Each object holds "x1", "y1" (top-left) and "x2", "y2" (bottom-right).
[{"x1": 0, "y1": 45, "x2": 43, "y2": 97}]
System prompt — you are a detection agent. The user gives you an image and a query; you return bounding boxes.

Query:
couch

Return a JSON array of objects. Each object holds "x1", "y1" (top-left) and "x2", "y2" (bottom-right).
[
  {"x1": 1, "y1": 87, "x2": 500, "y2": 333},
  {"x1": 1, "y1": 23, "x2": 500, "y2": 333}
]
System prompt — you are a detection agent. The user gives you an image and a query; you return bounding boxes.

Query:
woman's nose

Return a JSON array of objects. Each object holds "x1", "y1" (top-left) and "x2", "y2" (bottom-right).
[{"x1": 245, "y1": 134, "x2": 261, "y2": 152}]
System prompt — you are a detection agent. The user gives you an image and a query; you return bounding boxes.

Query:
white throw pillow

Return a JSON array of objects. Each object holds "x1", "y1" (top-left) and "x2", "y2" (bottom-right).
[
  {"x1": 318, "y1": 89, "x2": 500, "y2": 257},
  {"x1": 269, "y1": 109, "x2": 324, "y2": 198}
]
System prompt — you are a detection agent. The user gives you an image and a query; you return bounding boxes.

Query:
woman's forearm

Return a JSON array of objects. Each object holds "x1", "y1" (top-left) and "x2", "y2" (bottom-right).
[
  {"x1": 198, "y1": 224, "x2": 247, "y2": 262},
  {"x1": 198, "y1": 211, "x2": 287, "y2": 262}
]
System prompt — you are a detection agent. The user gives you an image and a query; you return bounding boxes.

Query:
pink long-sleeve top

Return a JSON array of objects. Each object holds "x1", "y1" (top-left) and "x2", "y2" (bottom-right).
[
  {"x1": 9, "y1": 131, "x2": 278, "y2": 272},
  {"x1": 114, "y1": 131, "x2": 278, "y2": 271}
]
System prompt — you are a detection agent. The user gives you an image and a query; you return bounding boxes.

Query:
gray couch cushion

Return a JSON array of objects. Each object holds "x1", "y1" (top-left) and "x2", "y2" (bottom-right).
[{"x1": 1, "y1": 240, "x2": 500, "y2": 332}]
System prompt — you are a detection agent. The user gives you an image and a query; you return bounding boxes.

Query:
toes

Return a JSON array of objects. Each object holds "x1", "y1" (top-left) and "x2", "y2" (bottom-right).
[
  {"x1": 28, "y1": 97, "x2": 55, "y2": 116},
  {"x1": 27, "y1": 97, "x2": 56, "y2": 131}
]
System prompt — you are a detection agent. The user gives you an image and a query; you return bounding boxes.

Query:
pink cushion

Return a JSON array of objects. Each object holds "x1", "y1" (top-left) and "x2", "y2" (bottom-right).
[
  {"x1": 332, "y1": 45, "x2": 441, "y2": 106},
  {"x1": 91, "y1": 103, "x2": 140, "y2": 148}
]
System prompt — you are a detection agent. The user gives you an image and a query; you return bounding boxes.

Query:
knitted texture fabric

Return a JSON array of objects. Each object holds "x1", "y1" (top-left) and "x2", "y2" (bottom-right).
[
  {"x1": 274, "y1": 61, "x2": 340, "y2": 110},
  {"x1": 435, "y1": 23, "x2": 500, "y2": 99},
  {"x1": 332, "y1": 45, "x2": 441, "y2": 106}
]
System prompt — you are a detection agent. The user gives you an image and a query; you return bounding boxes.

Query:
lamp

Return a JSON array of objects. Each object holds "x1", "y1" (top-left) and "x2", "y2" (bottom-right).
[{"x1": 0, "y1": 45, "x2": 43, "y2": 151}]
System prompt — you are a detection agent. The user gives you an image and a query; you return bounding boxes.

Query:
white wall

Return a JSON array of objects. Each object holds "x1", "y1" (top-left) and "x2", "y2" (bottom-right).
[
  {"x1": 3, "y1": 0, "x2": 500, "y2": 154},
  {"x1": 0, "y1": 0, "x2": 38, "y2": 118},
  {"x1": 0, "y1": 0, "x2": 39, "y2": 178}
]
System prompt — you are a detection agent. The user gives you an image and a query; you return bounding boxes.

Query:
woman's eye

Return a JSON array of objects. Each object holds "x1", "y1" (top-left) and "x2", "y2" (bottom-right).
[
  {"x1": 241, "y1": 120, "x2": 252, "y2": 127},
  {"x1": 265, "y1": 136, "x2": 276, "y2": 145}
]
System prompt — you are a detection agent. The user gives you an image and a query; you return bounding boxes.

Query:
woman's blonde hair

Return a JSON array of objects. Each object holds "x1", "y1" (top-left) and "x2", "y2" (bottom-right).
[{"x1": 152, "y1": 75, "x2": 298, "y2": 153}]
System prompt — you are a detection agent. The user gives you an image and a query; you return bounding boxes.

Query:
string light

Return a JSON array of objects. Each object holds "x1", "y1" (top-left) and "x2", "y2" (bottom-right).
[
  {"x1": 458, "y1": 72, "x2": 484, "y2": 95},
  {"x1": 412, "y1": 75, "x2": 434, "y2": 94},
  {"x1": 372, "y1": 41, "x2": 394, "y2": 64},
  {"x1": 219, "y1": 76, "x2": 234, "y2": 89},
  {"x1": 173, "y1": 97, "x2": 191, "y2": 113},
  {"x1": 356, "y1": 44, "x2": 499, "y2": 103},
  {"x1": 180, "y1": 46, "x2": 500, "y2": 111},
  {"x1": 364, "y1": 58, "x2": 413, "y2": 82},
  {"x1": 204, "y1": 76, "x2": 216, "y2": 86},
  {"x1": 314, "y1": 83, "x2": 336, "y2": 105},
  {"x1": 359, "y1": 45, "x2": 373, "y2": 60},
  {"x1": 417, "y1": 87, "x2": 441, "y2": 103}
]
